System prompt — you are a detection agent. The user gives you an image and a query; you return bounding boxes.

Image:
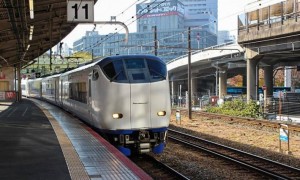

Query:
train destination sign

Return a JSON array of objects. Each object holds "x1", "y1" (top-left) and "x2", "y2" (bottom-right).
[{"x1": 67, "y1": 0, "x2": 94, "y2": 22}]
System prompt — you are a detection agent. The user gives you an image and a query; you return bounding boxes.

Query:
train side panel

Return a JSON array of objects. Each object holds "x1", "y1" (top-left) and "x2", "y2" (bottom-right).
[
  {"x1": 60, "y1": 68, "x2": 93, "y2": 126},
  {"x1": 41, "y1": 75, "x2": 60, "y2": 105},
  {"x1": 150, "y1": 80, "x2": 170, "y2": 128}
]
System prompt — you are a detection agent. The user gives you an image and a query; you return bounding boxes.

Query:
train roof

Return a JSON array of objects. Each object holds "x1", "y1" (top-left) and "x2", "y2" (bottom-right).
[
  {"x1": 96, "y1": 55, "x2": 164, "y2": 67},
  {"x1": 40, "y1": 55, "x2": 164, "y2": 78},
  {"x1": 60, "y1": 60, "x2": 99, "y2": 76},
  {"x1": 42, "y1": 74, "x2": 61, "y2": 80}
]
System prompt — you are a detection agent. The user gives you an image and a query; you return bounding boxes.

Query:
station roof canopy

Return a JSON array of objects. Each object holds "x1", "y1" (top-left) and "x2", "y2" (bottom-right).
[{"x1": 0, "y1": 0, "x2": 81, "y2": 67}]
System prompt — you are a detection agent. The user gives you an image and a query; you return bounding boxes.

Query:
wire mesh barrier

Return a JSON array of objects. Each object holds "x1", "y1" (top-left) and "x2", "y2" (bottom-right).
[
  {"x1": 263, "y1": 93, "x2": 300, "y2": 122},
  {"x1": 171, "y1": 94, "x2": 247, "y2": 110},
  {"x1": 171, "y1": 93, "x2": 300, "y2": 123}
]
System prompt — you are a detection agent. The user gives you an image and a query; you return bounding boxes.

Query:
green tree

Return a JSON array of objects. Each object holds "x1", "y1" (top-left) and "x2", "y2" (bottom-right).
[{"x1": 71, "y1": 51, "x2": 92, "y2": 61}]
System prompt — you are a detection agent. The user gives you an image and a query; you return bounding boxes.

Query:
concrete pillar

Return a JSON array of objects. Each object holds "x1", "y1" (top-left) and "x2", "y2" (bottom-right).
[
  {"x1": 191, "y1": 75, "x2": 198, "y2": 101},
  {"x1": 177, "y1": 82, "x2": 182, "y2": 107},
  {"x1": 17, "y1": 63, "x2": 21, "y2": 101},
  {"x1": 284, "y1": 66, "x2": 292, "y2": 87},
  {"x1": 247, "y1": 59, "x2": 259, "y2": 102},
  {"x1": 218, "y1": 69, "x2": 227, "y2": 98},
  {"x1": 242, "y1": 75, "x2": 247, "y2": 87},
  {"x1": 264, "y1": 65, "x2": 273, "y2": 97},
  {"x1": 215, "y1": 70, "x2": 218, "y2": 96},
  {"x1": 171, "y1": 79, "x2": 174, "y2": 107}
]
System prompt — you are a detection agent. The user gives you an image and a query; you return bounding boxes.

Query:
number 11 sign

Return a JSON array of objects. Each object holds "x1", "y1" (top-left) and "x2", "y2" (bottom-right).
[{"x1": 67, "y1": 0, "x2": 94, "y2": 22}]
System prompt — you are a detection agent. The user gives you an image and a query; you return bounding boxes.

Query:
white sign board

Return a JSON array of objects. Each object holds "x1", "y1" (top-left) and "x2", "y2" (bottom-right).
[
  {"x1": 67, "y1": 1, "x2": 94, "y2": 22},
  {"x1": 280, "y1": 126, "x2": 288, "y2": 142}
]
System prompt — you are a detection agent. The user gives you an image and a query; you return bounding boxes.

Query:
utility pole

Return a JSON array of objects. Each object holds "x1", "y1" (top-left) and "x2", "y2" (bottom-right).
[
  {"x1": 188, "y1": 27, "x2": 192, "y2": 119},
  {"x1": 153, "y1": 26, "x2": 158, "y2": 56},
  {"x1": 50, "y1": 48, "x2": 52, "y2": 71},
  {"x1": 92, "y1": 49, "x2": 94, "y2": 60}
]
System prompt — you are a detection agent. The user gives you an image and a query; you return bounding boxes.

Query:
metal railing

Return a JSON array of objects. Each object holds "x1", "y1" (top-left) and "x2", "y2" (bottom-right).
[{"x1": 171, "y1": 93, "x2": 300, "y2": 123}]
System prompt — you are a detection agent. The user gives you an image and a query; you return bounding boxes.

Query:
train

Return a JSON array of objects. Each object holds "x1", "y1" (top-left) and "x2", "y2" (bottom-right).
[{"x1": 21, "y1": 55, "x2": 171, "y2": 156}]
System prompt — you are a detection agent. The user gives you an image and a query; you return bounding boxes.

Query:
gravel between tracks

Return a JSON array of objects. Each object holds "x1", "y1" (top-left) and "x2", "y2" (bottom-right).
[{"x1": 154, "y1": 112, "x2": 300, "y2": 179}]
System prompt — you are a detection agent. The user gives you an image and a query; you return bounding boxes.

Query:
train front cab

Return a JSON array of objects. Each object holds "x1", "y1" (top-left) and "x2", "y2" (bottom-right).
[{"x1": 96, "y1": 55, "x2": 170, "y2": 156}]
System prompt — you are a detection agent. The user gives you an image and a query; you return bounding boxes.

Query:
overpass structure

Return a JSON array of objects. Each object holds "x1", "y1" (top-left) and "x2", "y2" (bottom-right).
[
  {"x1": 238, "y1": 0, "x2": 300, "y2": 101},
  {"x1": 167, "y1": 0, "x2": 300, "y2": 103},
  {"x1": 167, "y1": 42, "x2": 245, "y2": 100}
]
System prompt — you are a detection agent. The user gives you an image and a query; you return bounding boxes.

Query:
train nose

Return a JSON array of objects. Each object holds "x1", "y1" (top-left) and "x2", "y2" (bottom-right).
[{"x1": 130, "y1": 83, "x2": 150, "y2": 128}]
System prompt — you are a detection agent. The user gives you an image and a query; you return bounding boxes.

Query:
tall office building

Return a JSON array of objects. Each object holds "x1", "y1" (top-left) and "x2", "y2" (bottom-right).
[
  {"x1": 181, "y1": 0, "x2": 217, "y2": 34},
  {"x1": 218, "y1": 30, "x2": 235, "y2": 44},
  {"x1": 73, "y1": 0, "x2": 218, "y2": 62},
  {"x1": 148, "y1": 0, "x2": 218, "y2": 34},
  {"x1": 136, "y1": 0, "x2": 185, "y2": 32}
]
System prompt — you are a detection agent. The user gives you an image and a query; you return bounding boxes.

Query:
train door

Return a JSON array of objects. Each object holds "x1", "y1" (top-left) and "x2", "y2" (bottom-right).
[
  {"x1": 87, "y1": 73, "x2": 93, "y2": 122},
  {"x1": 127, "y1": 67, "x2": 151, "y2": 128},
  {"x1": 59, "y1": 79, "x2": 63, "y2": 106},
  {"x1": 55, "y1": 78, "x2": 59, "y2": 103}
]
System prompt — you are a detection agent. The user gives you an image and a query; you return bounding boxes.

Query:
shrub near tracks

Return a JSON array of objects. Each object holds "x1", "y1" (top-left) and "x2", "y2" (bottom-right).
[{"x1": 206, "y1": 99, "x2": 259, "y2": 118}]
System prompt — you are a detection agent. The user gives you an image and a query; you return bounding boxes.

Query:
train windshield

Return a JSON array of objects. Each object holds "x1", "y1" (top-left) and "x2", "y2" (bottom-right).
[{"x1": 101, "y1": 58, "x2": 166, "y2": 83}]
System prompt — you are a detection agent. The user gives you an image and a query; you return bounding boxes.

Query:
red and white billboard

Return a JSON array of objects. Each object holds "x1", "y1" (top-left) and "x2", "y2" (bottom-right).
[{"x1": 136, "y1": 0, "x2": 184, "y2": 18}]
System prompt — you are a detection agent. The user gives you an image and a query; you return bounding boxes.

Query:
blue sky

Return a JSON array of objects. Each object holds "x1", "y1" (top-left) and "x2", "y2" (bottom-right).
[{"x1": 63, "y1": 0, "x2": 254, "y2": 47}]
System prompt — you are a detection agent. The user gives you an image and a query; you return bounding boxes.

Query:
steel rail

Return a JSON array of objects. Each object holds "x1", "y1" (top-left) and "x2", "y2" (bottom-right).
[
  {"x1": 130, "y1": 154, "x2": 189, "y2": 180},
  {"x1": 173, "y1": 109, "x2": 300, "y2": 133},
  {"x1": 169, "y1": 129, "x2": 300, "y2": 179}
]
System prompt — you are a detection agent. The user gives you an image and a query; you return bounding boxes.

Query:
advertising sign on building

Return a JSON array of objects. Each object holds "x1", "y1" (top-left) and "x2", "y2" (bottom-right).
[
  {"x1": 5, "y1": 91, "x2": 16, "y2": 100},
  {"x1": 136, "y1": 0, "x2": 184, "y2": 18},
  {"x1": 0, "y1": 92, "x2": 5, "y2": 100}
]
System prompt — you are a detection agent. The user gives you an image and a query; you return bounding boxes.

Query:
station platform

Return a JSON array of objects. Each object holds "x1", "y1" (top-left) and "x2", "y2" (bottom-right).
[{"x1": 0, "y1": 99, "x2": 151, "y2": 180}]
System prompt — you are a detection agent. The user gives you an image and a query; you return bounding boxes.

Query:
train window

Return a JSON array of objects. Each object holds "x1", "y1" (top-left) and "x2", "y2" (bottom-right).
[
  {"x1": 100, "y1": 57, "x2": 166, "y2": 83},
  {"x1": 146, "y1": 59, "x2": 167, "y2": 82},
  {"x1": 69, "y1": 82, "x2": 87, "y2": 103},
  {"x1": 132, "y1": 73, "x2": 145, "y2": 80},
  {"x1": 102, "y1": 61, "x2": 127, "y2": 82},
  {"x1": 103, "y1": 62, "x2": 115, "y2": 78},
  {"x1": 125, "y1": 59, "x2": 145, "y2": 69}
]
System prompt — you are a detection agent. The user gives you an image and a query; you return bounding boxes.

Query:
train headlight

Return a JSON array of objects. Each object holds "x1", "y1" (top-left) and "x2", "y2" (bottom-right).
[
  {"x1": 157, "y1": 111, "x2": 166, "y2": 116},
  {"x1": 112, "y1": 113, "x2": 123, "y2": 119}
]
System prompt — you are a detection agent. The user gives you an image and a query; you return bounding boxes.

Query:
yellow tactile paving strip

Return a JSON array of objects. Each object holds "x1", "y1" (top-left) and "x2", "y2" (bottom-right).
[{"x1": 39, "y1": 106, "x2": 90, "y2": 180}]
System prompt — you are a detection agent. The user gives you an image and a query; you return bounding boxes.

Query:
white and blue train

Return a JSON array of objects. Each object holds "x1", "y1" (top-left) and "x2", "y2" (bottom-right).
[{"x1": 22, "y1": 55, "x2": 171, "y2": 156}]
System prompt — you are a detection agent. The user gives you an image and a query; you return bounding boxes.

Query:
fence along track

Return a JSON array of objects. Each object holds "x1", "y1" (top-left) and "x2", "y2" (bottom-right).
[
  {"x1": 173, "y1": 109, "x2": 300, "y2": 133},
  {"x1": 168, "y1": 129, "x2": 300, "y2": 179}
]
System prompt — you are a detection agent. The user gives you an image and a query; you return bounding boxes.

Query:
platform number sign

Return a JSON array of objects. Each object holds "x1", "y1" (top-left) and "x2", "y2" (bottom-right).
[{"x1": 67, "y1": 1, "x2": 94, "y2": 22}]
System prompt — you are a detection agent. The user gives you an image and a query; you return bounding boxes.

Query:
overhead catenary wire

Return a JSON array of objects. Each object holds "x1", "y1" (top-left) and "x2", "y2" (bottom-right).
[
  {"x1": 76, "y1": 0, "x2": 166, "y2": 53},
  {"x1": 74, "y1": 0, "x2": 278, "y2": 57}
]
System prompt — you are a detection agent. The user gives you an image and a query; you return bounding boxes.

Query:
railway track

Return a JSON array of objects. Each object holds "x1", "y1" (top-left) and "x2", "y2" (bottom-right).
[
  {"x1": 130, "y1": 154, "x2": 189, "y2": 180},
  {"x1": 168, "y1": 129, "x2": 300, "y2": 179},
  {"x1": 173, "y1": 110, "x2": 300, "y2": 133}
]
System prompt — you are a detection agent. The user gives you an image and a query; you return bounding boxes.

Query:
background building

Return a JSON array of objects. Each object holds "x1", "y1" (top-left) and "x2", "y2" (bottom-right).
[
  {"x1": 73, "y1": 0, "x2": 218, "y2": 62},
  {"x1": 218, "y1": 30, "x2": 235, "y2": 44}
]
